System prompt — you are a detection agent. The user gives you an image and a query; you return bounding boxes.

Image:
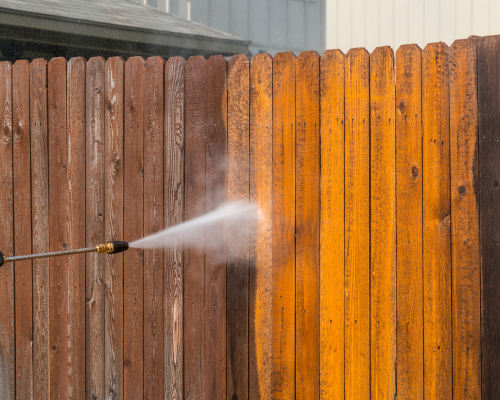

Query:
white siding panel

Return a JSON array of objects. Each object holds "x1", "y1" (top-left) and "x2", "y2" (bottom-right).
[
  {"x1": 379, "y1": 0, "x2": 394, "y2": 49},
  {"x1": 366, "y1": 0, "x2": 379, "y2": 52},
  {"x1": 472, "y1": 0, "x2": 489, "y2": 37},
  {"x1": 337, "y1": 0, "x2": 351, "y2": 50},
  {"x1": 456, "y1": 0, "x2": 472, "y2": 39},
  {"x1": 351, "y1": 0, "x2": 366, "y2": 48},
  {"x1": 394, "y1": 0, "x2": 409, "y2": 51},
  {"x1": 490, "y1": 0, "x2": 500, "y2": 38},
  {"x1": 326, "y1": 0, "x2": 338, "y2": 50},
  {"x1": 440, "y1": 0, "x2": 456, "y2": 46},
  {"x1": 423, "y1": 0, "x2": 438, "y2": 44}
]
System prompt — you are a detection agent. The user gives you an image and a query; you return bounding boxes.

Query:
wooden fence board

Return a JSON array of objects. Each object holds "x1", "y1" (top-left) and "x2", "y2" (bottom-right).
[
  {"x1": 344, "y1": 48, "x2": 370, "y2": 400},
  {"x1": 144, "y1": 55, "x2": 165, "y2": 400},
  {"x1": 205, "y1": 55, "x2": 227, "y2": 400},
  {"x1": 295, "y1": 50, "x2": 320, "y2": 400},
  {"x1": 12, "y1": 60, "x2": 32, "y2": 400},
  {"x1": 227, "y1": 54, "x2": 249, "y2": 400},
  {"x1": 104, "y1": 56, "x2": 124, "y2": 400},
  {"x1": 249, "y1": 52, "x2": 272, "y2": 400},
  {"x1": 31, "y1": 58, "x2": 49, "y2": 400},
  {"x1": 395, "y1": 45, "x2": 423, "y2": 400},
  {"x1": 319, "y1": 49, "x2": 344, "y2": 400},
  {"x1": 164, "y1": 56, "x2": 185, "y2": 400},
  {"x1": 123, "y1": 56, "x2": 145, "y2": 400},
  {"x1": 271, "y1": 51, "x2": 296, "y2": 400},
  {"x1": 0, "y1": 60, "x2": 14, "y2": 399},
  {"x1": 369, "y1": 46, "x2": 396, "y2": 400},
  {"x1": 449, "y1": 39, "x2": 480, "y2": 399}
]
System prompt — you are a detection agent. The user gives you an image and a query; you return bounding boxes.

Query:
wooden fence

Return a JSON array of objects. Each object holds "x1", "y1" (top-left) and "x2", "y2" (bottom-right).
[{"x1": 0, "y1": 35, "x2": 499, "y2": 400}]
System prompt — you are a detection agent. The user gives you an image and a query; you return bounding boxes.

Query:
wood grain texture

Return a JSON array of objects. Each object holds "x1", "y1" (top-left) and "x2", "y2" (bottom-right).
[
  {"x1": 249, "y1": 53, "x2": 272, "y2": 400},
  {"x1": 48, "y1": 57, "x2": 68, "y2": 400},
  {"x1": 449, "y1": 39, "x2": 480, "y2": 400},
  {"x1": 395, "y1": 45, "x2": 423, "y2": 400},
  {"x1": 104, "y1": 56, "x2": 124, "y2": 400},
  {"x1": 319, "y1": 49, "x2": 344, "y2": 400},
  {"x1": 183, "y1": 55, "x2": 206, "y2": 400},
  {"x1": 344, "y1": 48, "x2": 370, "y2": 400},
  {"x1": 164, "y1": 56, "x2": 185, "y2": 400},
  {"x1": 369, "y1": 46, "x2": 396, "y2": 400},
  {"x1": 12, "y1": 60, "x2": 32, "y2": 400},
  {"x1": 295, "y1": 50, "x2": 320, "y2": 400},
  {"x1": 66, "y1": 57, "x2": 86, "y2": 400},
  {"x1": 0, "y1": 60, "x2": 15, "y2": 399},
  {"x1": 85, "y1": 56, "x2": 106, "y2": 400},
  {"x1": 144, "y1": 55, "x2": 165, "y2": 400},
  {"x1": 31, "y1": 58, "x2": 49, "y2": 400},
  {"x1": 123, "y1": 56, "x2": 144, "y2": 400},
  {"x1": 227, "y1": 53, "x2": 249, "y2": 400},
  {"x1": 271, "y1": 51, "x2": 296, "y2": 400},
  {"x1": 205, "y1": 55, "x2": 227, "y2": 400}
]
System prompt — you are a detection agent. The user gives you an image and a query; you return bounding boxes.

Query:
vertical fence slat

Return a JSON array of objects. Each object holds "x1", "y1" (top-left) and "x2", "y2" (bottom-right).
[
  {"x1": 164, "y1": 56, "x2": 185, "y2": 400},
  {"x1": 344, "y1": 48, "x2": 370, "y2": 400},
  {"x1": 205, "y1": 54, "x2": 227, "y2": 400},
  {"x1": 184, "y1": 55, "x2": 207, "y2": 399},
  {"x1": 12, "y1": 60, "x2": 32, "y2": 400},
  {"x1": 319, "y1": 49, "x2": 345, "y2": 400},
  {"x1": 104, "y1": 56, "x2": 124, "y2": 400},
  {"x1": 395, "y1": 44, "x2": 423, "y2": 400},
  {"x1": 369, "y1": 46, "x2": 396, "y2": 400},
  {"x1": 31, "y1": 58, "x2": 49, "y2": 400},
  {"x1": 66, "y1": 57, "x2": 86, "y2": 400},
  {"x1": 144, "y1": 55, "x2": 165, "y2": 400},
  {"x1": 85, "y1": 56, "x2": 106, "y2": 400},
  {"x1": 0, "y1": 60, "x2": 14, "y2": 399},
  {"x1": 123, "y1": 56, "x2": 144, "y2": 400},
  {"x1": 271, "y1": 51, "x2": 296, "y2": 400},
  {"x1": 249, "y1": 52, "x2": 272, "y2": 400},
  {"x1": 227, "y1": 53, "x2": 249, "y2": 400},
  {"x1": 449, "y1": 38, "x2": 480, "y2": 399},
  {"x1": 295, "y1": 50, "x2": 320, "y2": 400}
]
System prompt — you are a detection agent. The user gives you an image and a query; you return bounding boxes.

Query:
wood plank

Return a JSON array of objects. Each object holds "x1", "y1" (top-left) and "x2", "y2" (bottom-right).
[
  {"x1": 104, "y1": 56, "x2": 124, "y2": 400},
  {"x1": 395, "y1": 45, "x2": 423, "y2": 400},
  {"x1": 48, "y1": 56, "x2": 68, "y2": 400},
  {"x1": 164, "y1": 56, "x2": 185, "y2": 400},
  {"x1": 476, "y1": 34, "x2": 500, "y2": 399},
  {"x1": 249, "y1": 52, "x2": 272, "y2": 400},
  {"x1": 184, "y1": 55, "x2": 207, "y2": 400},
  {"x1": 0, "y1": 60, "x2": 15, "y2": 399},
  {"x1": 123, "y1": 56, "x2": 144, "y2": 400},
  {"x1": 227, "y1": 53, "x2": 249, "y2": 400},
  {"x1": 319, "y1": 49, "x2": 344, "y2": 400},
  {"x1": 205, "y1": 55, "x2": 227, "y2": 400},
  {"x1": 295, "y1": 50, "x2": 320, "y2": 400},
  {"x1": 144, "y1": 55, "x2": 165, "y2": 400},
  {"x1": 271, "y1": 51, "x2": 296, "y2": 400},
  {"x1": 449, "y1": 39, "x2": 480, "y2": 400},
  {"x1": 85, "y1": 56, "x2": 106, "y2": 400},
  {"x1": 31, "y1": 58, "x2": 49, "y2": 400},
  {"x1": 66, "y1": 57, "x2": 86, "y2": 400},
  {"x1": 12, "y1": 60, "x2": 32, "y2": 400},
  {"x1": 344, "y1": 47, "x2": 370, "y2": 400},
  {"x1": 369, "y1": 46, "x2": 396, "y2": 400}
]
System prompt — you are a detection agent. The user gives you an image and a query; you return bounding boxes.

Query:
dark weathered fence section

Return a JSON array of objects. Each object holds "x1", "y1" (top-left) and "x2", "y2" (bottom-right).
[{"x1": 0, "y1": 35, "x2": 499, "y2": 399}]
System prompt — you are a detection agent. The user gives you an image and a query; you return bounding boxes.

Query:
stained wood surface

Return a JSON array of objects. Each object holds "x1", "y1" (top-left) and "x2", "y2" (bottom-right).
[
  {"x1": 31, "y1": 58, "x2": 49, "y2": 400},
  {"x1": 227, "y1": 54, "x2": 249, "y2": 400},
  {"x1": 271, "y1": 51, "x2": 296, "y2": 400},
  {"x1": 144, "y1": 56, "x2": 165, "y2": 400},
  {"x1": 205, "y1": 55, "x2": 227, "y2": 400},
  {"x1": 123, "y1": 56, "x2": 145, "y2": 400},
  {"x1": 12, "y1": 60, "x2": 32, "y2": 400},
  {"x1": 104, "y1": 56, "x2": 124, "y2": 400},
  {"x1": 85, "y1": 57, "x2": 106, "y2": 400},
  {"x1": 449, "y1": 39, "x2": 480, "y2": 399},
  {"x1": 248, "y1": 53, "x2": 272, "y2": 400},
  {"x1": 344, "y1": 48, "x2": 370, "y2": 400},
  {"x1": 395, "y1": 45, "x2": 423, "y2": 400},
  {"x1": 295, "y1": 50, "x2": 320, "y2": 400},
  {"x1": 319, "y1": 49, "x2": 344, "y2": 400},
  {"x1": 369, "y1": 46, "x2": 396, "y2": 400},
  {"x1": 164, "y1": 56, "x2": 185, "y2": 400}
]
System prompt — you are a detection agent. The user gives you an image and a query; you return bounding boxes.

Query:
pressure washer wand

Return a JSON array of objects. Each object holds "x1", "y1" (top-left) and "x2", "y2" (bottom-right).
[{"x1": 0, "y1": 241, "x2": 129, "y2": 267}]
